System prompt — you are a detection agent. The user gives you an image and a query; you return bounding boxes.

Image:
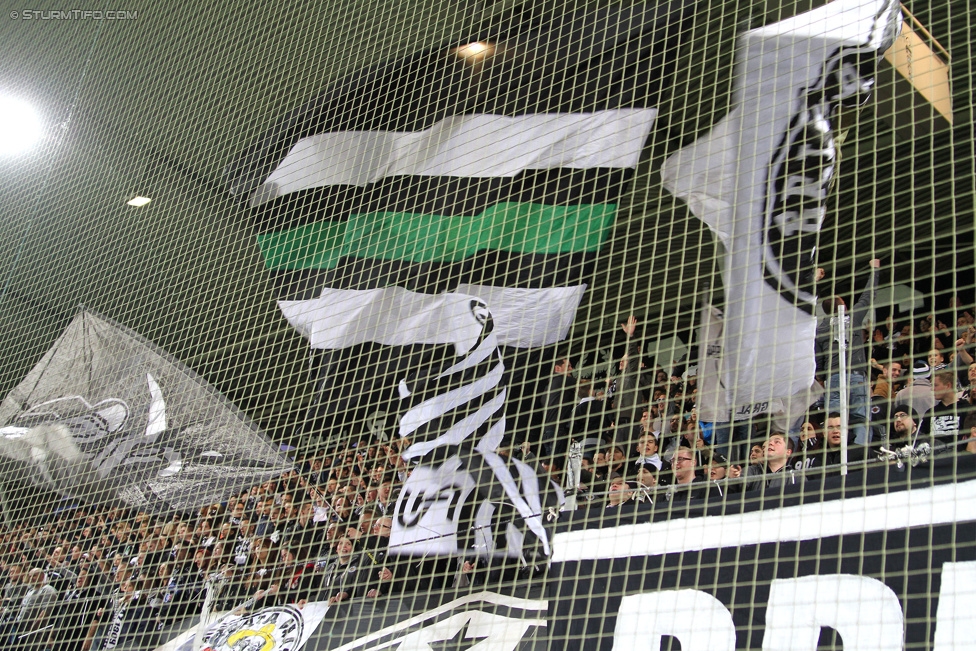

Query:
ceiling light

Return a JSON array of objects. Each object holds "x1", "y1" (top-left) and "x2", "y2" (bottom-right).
[
  {"x1": 0, "y1": 96, "x2": 43, "y2": 155},
  {"x1": 127, "y1": 196, "x2": 151, "y2": 207},
  {"x1": 454, "y1": 42, "x2": 494, "y2": 63}
]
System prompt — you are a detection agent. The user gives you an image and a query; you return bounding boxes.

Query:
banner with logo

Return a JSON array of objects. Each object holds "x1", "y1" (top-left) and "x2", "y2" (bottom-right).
[
  {"x1": 660, "y1": 0, "x2": 901, "y2": 418},
  {"x1": 0, "y1": 310, "x2": 289, "y2": 510},
  {"x1": 155, "y1": 602, "x2": 330, "y2": 651},
  {"x1": 309, "y1": 591, "x2": 548, "y2": 651},
  {"x1": 386, "y1": 305, "x2": 562, "y2": 561},
  {"x1": 155, "y1": 592, "x2": 547, "y2": 651},
  {"x1": 144, "y1": 457, "x2": 976, "y2": 651}
]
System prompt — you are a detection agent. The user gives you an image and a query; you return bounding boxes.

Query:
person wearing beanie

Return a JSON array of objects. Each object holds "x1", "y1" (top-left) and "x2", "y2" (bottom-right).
[
  {"x1": 889, "y1": 403, "x2": 922, "y2": 444},
  {"x1": 894, "y1": 360, "x2": 937, "y2": 417},
  {"x1": 704, "y1": 452, "x2": 741, "y2": 482}
]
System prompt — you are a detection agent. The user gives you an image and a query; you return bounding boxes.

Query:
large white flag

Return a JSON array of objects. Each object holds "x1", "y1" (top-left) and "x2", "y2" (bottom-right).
[{"x1": 662, "y1": 0, "x2": 900, "y2": 417}]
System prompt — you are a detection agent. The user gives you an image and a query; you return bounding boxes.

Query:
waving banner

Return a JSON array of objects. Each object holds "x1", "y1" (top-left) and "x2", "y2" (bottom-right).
[
  {"x1": 0, "y1": 310, "x2": 289, "y2": 509},
  {"x1": 661, "y1": 0, "x2": 901, "y2": 417}
]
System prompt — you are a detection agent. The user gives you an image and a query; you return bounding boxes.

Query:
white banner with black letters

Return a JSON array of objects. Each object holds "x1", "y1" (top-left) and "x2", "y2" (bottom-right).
[{"x1": 548, "y1": 455, "x2": 976, "y2": 650}]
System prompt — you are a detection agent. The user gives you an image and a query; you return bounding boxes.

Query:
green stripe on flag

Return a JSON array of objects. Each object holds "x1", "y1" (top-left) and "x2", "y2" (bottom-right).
[{"x1": 257, "y1": 202, "x2": 616, "y2": 271}]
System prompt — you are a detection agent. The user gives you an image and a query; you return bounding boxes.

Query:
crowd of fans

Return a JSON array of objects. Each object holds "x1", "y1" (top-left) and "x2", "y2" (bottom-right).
[
  {"x1": 532, "y1": 281, "x2": 976, "y2": 504},
  {"x1": 0, "y1": 445, "x2": 454, "y2": 651},
  {"x1": 2, "y1": 286, "x2": 976, "y2": 651}
]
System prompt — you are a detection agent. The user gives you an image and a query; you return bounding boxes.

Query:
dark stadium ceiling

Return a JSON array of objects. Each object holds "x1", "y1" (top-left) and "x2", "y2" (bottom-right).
[{"x1": 0, "y1": 0, "x2": 972, "y2": 442}]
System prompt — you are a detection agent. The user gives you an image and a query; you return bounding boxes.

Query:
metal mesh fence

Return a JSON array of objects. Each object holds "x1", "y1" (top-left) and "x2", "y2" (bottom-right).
[{"x1": 0, "y1": 1, "x2": 973, "y2": 650}]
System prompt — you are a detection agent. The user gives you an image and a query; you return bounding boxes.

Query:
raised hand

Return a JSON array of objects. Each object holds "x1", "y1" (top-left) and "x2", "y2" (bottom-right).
[{"x1": 621, "y1": 316, "x2": 637, "y2": 338}]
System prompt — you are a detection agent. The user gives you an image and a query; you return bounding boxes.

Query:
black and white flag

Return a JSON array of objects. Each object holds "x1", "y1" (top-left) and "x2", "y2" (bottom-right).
[
  {"x1": 227, "y1": 1, "x2": 693, "y2": 559},
  {"x1": 696, "y1": 301, "x2": 823, "y2": 427},
  {"x1": 224, "y1": 0, "x2": 690, "y2": 308},
  {"x1": 0, "y1": 310, "x2": 289, "y2": 510},
  {"x1": 387, "y1": 301, "x2": 561, "y2": 559},
  {"x1": 223, "y1": 0, "x2": 690, "y2": 440},
  {"x1": 661, "y1": 0, "x2": 901, "y2": 418},
  {"x1": 316, "y1": 592, "x2": 548, "y2": 651}
]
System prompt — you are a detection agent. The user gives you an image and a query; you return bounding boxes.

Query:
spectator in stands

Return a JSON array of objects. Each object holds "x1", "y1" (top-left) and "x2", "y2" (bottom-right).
[
  {"x1": 889, "y1": 404, "x2": 921, "y2": 444},
  {"x1": 929, "y1": 371, "x2": 970, "y2": 445},
  {"x1": 51, "y1": 565, "x2": 110, "y2": 651},
  {"x1": 895, "y1": 360, "x2": 936, "y2": 417},
  {"x1": 608, "y1": 316, "x2": 652, "y2": 426},
  {"x1": 748, "y1": 443, "x2": 765, "y2": 467},
  {"x1": 954, "y1": 330, "x2": 976, "y2": 386},
  {"x1": 871, "y1": 360, "x2": 903, "y2": 400},
  {"x1": 792, "y1": 421, "x2": 820, "y2": 470},
  {"x1": 604, "y1": 445, "x2": 627, "y2": 476},
  {"x1": 963, "y1": 412, "x2": 976, "y2": 455},
  {"x1": 927, "y1": 348, "x2": 949, "y2": 373},
  {"x1": 604, "y1": 473, "x2": 635, "y2": 509},
  {"x1": 98, "y1": 578, "x2": 139, "y2": 650},
  {"x1": 539, "y1": 354, "x2": 578, "y2": 466},
  {"x1": 634, "y1": 464, "x2": 660, "y2": 490},
  {"x1": 633, "y1": 432, "x2": 665, "y2": 474},
  {"x1": 745, "y1": 433, "x2": 797, "y2": 491},
  {"x1": 815, "y1": 259, "x2": 881, "y2": 444},
  {"x1": 668, "y1": 448, "x2": 705, "y2": 501},
  {"x1": 961, "y1": 363, "x2": 976, "y2": 406},
  {"x1": 0, "y1": 562, "x2": 26, "y2": 624},
  {"x1": 569, "y1": 384, "x2": 609, "y2": 443},
  {"x1": 809, "y1": 414, "x2": 871, "y2": 469},
  {"x1": 9, "y1": 568, "x2": 58, "y2": 645},
  {"x1": 704, "y1": 453, "x2": 740, "y2": 481},
  {"x1": 347, "y1": 516, "x2": 399, "y2": 599},
  {"x1": 323, "y1": 537, "x2": 360, "y2": 605},
  {"x1": 663, "y1": 419, "x2": 705, "y2": 464}
]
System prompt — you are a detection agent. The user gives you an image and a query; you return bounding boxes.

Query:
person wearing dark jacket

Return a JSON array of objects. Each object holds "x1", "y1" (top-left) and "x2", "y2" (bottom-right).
[
  {"x1": 807, "y1": 414, "x2": 873, "y2": 472},
  {"x1": 50, "y1": 566, "x2": 111, "y2": 651},
  {"x1": 667, "y1": 447, "x2": 706, "y2": 502},
  {"x1": 745, "y1": 433, "x2": 801, "y2": 491},
  {"x1": 538, "y1": 356, "x2": 578, "y2": 467},
  {"x1": 608, "y1": 317, "x2": 654, "y2": 427},
  {"x1": 816, "y1": 259, "x2": 881, "y2": 445},
  {"x1": 321, "y1": 537, "x2": 361, "y2": 605},
  {"x1": 345, "y1": 516, "x2": 402, "y2": 599}
]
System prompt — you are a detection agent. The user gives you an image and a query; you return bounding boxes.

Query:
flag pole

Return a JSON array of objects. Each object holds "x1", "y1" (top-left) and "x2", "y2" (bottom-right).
[
  {"x1": 0, "y1": 481, "x2": 11, "y2": 528},
  {"x1": 836, "y1": 305, "x2": 850, "y2": 476}
]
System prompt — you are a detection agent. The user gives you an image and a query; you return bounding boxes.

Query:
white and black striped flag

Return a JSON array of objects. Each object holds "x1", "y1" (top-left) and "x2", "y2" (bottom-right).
[
  {"x1": 224, "y1": 1, "x2": 688, "y2": 303},
  {"x1": 224, "y1": 1, "x2": 689, "y2": 558}
]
